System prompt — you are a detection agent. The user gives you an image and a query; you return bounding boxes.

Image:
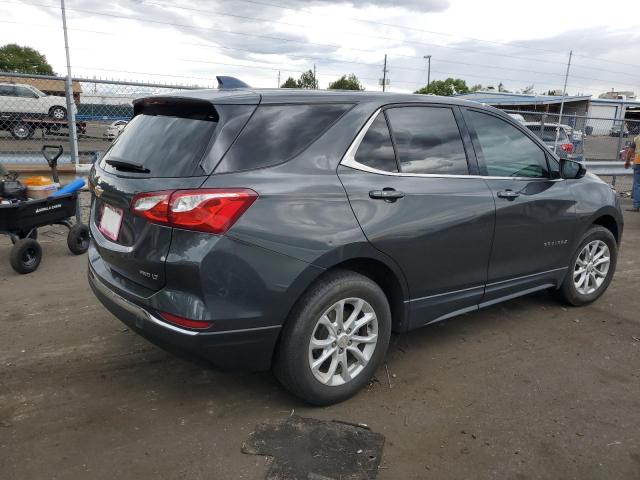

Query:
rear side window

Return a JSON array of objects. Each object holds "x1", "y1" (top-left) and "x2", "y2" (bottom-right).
[
  {"x1": 102, "y1": 114, "x2": 218, "y2": 177},
  {"x1": 216, "y1": 104, "x2": 352, "y2": 173},
  {"x1": 385, "y1": 106, "x2": 469, "y2": 175},
  {"x1": 467, "y1": 110, "x2": 549, "y2": 178},
  {"x1": 354, "y1": 114, "x2": 398, "y2": 172}
]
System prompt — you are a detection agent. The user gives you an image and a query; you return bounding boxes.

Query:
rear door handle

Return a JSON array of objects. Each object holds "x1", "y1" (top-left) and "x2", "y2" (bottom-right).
[
  {"x1": 369, "y1": 189, "x2": 405, "y2": 201},
  {"x1": 497, "y1": 190, "x2": 520, "y2": 200}
]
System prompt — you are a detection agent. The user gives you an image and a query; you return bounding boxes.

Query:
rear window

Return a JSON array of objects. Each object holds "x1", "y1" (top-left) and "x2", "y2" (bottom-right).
[
  {"x1": 215, "y1": 103, "x2": 352, "y2": 173},
  {"x1": 526, "y1": 125, "x2": 569, "y2": 142},
  {"x1": 101, "y1": 114, "x2": 217, "y2": 177}
]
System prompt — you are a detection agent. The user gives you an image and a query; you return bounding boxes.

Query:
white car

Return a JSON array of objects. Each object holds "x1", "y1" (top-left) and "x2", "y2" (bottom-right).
[
  {"x1": 508, "y1": 113, "x2": 526, "y2": 123},
  {"x1": 0, "y1": 82, "x2": 75, "y2": 120},
  {"x1": 103, "y1": 120, "x2": 128, "y2": 140}
]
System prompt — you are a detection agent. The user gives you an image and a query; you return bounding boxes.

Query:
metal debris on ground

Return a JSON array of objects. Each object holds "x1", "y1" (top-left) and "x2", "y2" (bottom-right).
[{"x1": 242, "y1": 415, "x2": 385, "y2": 480}]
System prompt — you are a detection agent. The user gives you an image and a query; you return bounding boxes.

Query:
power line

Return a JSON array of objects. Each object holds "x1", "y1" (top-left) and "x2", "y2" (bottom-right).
[
  {"x1": 7, "y1": 0, "x2": 574, "y2": 67},
  {"x1": 8, "y1": 0, "x2": 640, "y2": 73},
  {"x1": 2, "y1": 4, "x2": 639, "y2": 91},
  {"x1": 142, "y1": 0, "x2": 640, "y2": 70}
]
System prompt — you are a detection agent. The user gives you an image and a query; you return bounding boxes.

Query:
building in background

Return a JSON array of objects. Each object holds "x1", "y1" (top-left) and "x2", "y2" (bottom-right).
[{"x1": 598, "y1": 90, "x2": 636, "y2": 100}]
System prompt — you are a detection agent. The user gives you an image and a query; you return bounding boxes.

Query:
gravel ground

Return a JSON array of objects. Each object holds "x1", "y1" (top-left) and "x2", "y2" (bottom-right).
[{"x1": 0, "y1": 197, "x2": 639, "y2": 480}]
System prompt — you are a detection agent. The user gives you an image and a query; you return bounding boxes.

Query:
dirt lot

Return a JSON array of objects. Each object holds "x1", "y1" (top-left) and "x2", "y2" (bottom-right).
[{"x1": 1, "y1": 199, "x2": 639, "y2": 480}]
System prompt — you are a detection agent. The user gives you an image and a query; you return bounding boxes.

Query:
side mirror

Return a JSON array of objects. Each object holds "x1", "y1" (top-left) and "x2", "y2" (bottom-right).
[{"x1": 560, "y1": 158, "x2": 586, "y2": 179}]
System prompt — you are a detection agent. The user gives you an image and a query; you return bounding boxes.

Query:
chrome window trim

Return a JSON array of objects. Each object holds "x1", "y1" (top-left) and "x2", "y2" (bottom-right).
[{"x1": 340, "y1": 108, "x2": 564, "y2": 182}]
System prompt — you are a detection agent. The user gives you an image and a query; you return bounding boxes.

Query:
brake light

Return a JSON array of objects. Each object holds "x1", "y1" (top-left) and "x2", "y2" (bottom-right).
[
  {"x1": 561, "y1": 143, "x2": 574, "y2": 153},
  {"x1": 160, "y1": 312, "x2": 212, "y2": 330},
  {"x1": 131, "y1": 188, "x2": 257, "y2": 234}
]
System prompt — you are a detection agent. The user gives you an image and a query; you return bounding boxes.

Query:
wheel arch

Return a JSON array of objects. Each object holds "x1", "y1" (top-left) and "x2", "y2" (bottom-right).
[
  {"x1": 281, "y1": 246, "x2": 410, "y2": 337},
  {"x1": 589, "y1": 208, "x2": 623, "y2": 245}
]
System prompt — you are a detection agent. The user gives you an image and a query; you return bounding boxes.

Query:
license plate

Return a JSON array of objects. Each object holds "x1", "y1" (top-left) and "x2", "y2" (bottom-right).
[{"x1": 99, "y1": 204, "x2": 123, "y2": 241}]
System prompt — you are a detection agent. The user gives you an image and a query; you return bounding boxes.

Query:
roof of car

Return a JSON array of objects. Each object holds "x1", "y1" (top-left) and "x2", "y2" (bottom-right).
[{"x1": 141, "y1": 87, "x2": 489, "y2": 108}]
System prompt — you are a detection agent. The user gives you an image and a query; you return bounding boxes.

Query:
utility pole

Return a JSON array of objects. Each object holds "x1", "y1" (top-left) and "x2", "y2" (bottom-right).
[
  {"x1": 423, "y1": 55, "x2": 431, "y2": 92},
  {"x1": 277, "y1": 70, "x2": 280, "y2": 88},
  {"x1": 553, "y1": 50, "x2": 572, "y2": 155},
  {"x1": 382, "y1": 54, "x2": 388, "y2": 92},
  {"x1": 60, "y1": 0, "x2": 79, "y2": 167},
  {"x1": 313, "y1": 64, "x2": 317, "y2": 89}
]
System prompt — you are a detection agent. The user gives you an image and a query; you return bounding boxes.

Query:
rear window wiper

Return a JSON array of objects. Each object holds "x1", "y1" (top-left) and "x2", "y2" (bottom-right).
[{"x1": 104, "y1": 159, "x2": 150, "y2": 173}]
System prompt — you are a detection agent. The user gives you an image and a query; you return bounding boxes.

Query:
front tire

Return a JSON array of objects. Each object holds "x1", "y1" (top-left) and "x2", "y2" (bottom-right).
[
  {"x1": 557, "y1": 226, "x2": 617, "y2": 306},
  {"x1": 274, "y1": 270, "x2": 392, "y2": 405}
]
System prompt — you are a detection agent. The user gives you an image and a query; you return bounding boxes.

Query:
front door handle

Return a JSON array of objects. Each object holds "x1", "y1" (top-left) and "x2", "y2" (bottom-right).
[
  {"x1": 497, "y1": 189, "x2": 520, "y2": 200},
  {"x1": 369, "y1": 189, "x2": 405, "y2": 201}
]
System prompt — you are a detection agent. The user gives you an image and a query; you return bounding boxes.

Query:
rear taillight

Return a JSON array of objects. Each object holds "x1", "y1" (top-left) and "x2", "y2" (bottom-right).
[
  {"x1": 160, "y1": 312, "x2": 212, "y2": 330},
  {"x1": 561, "y1": 143, "x2": 574, "y2": 153},
  {"x1": 131, "y1": 188, "x2": 257, "y2": 234}
]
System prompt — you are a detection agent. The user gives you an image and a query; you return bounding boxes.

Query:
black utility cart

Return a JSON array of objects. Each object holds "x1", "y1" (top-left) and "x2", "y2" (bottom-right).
[{"x1": 0, "y1": 146, "x2": 90, "y2": 274}]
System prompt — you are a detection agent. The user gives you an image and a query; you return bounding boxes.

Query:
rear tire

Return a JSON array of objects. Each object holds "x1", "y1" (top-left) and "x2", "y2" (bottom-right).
[
  {"x1": 10, "y1": 122, "x2": 34, "y2": 140},
  {"x1": 556, "y1": 226, "x2": 617, "y2": 306},
  {"x1": 274, "y1": 270, "x2": 392, "y2": 405},
  {"x1": 67, "y1": 224, "x2": 90, "y2": 255},
  {"x1": 10, "y1": 239, "x2": 42, "y2": 274}
]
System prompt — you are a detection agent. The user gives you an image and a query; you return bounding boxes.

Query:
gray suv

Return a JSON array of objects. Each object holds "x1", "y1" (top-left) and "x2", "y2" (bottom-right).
[{"x1": 88, "y1": 86, "x2": 623, "y2": 405}]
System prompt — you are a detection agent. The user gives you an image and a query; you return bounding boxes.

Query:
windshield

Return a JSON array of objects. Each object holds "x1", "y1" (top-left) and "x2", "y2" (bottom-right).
[
  {"x1": 29, "y1": 86, "x2": 46, "y2": 97},
  {"x1": 101, "y1": 114, "x2": 218, "y2": 177}
]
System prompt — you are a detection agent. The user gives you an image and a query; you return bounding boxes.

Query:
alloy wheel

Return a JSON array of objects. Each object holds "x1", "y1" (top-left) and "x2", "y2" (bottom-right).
[
  {"x1": 573, "y1": 240, "x2": 610, "y2": 295},
  {"x1": 51, "y1": 107, "x2": 65, "y2": 120},
  {"x1": 308, "y1": 297, "x2": 378, "y2": 386}
]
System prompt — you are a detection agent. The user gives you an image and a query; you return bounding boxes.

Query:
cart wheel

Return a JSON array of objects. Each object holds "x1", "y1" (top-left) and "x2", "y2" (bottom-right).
[
  {"x1": 67, "y1": 224, "x2": 90, "y2": 255},
  {"x1": 10, "y1": 239, "x2": 42, "y2": 274}
]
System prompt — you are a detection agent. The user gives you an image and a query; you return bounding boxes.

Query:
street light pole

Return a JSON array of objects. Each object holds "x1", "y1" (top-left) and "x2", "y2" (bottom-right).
[{"x1": 423, "y1": 55, "x2": 431, "y2": 92}]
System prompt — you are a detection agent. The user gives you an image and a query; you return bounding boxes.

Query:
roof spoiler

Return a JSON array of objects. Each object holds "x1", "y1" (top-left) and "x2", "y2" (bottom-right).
[{"x1": 216, "y1": 76, "x2": 250, "y2": 89}]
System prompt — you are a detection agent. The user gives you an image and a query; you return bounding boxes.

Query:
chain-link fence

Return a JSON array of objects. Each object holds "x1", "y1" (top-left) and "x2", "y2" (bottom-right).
[
  {"x1": 0, "y1": 73, "x2": 637, "y2": 195},
  {"x1": 0, "y1": 72, "x2": 205, "y2": 166},
  {"x1": 502, "y1": 109, "x2": 637, "y2": 194}
]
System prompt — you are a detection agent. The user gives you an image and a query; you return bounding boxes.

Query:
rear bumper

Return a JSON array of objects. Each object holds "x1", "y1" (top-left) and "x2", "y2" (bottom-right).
[{"x1": 88, "y1": 264, "x2": 281, "y2": 370}]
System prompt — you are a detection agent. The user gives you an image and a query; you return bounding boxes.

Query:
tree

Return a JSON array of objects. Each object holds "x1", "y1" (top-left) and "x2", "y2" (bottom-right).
[
  {"x1": 280, "y1": 70, "x2": 318, "y2": 89},
  {"x1": 298, "y1": 69, "x2": 318, "y2": 89},
  {"x1": 521, "y1": 85, "x2": 534, "y2": 94},
  {"x1": 280, "y1": 76, "x2": 299, "y2": 88},
  {"x1": 470, "y1": 84, "x2": 483, "y2": 92},
  {"x1": 0, "y1": 44, "x2": 54, "y2": 75},
  {"x1": 328, "y1": 74, "x2": 364, "y2": 91},
  {"x1": 414, "y1": 77, "x2": 470, "y2": 96}
]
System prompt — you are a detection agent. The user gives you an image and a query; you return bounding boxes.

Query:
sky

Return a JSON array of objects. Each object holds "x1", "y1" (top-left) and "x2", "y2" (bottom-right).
[{"x1": 0, "y1": 0, "x2": 639, "y2": 96}]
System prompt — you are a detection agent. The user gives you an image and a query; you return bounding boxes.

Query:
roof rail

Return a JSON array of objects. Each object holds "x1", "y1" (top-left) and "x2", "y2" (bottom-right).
[{"x1": 216, "y1": 76, "x2": 250, "y2": 89}]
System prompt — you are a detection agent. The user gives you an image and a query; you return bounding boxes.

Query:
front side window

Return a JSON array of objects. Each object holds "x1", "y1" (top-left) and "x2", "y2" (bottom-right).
[
  {"x1": 468, "y1": 110, "x2": 549, "y2": 178},
  {"x1": 385, "y1": 106, "x2": 469, "y2": 175},
  {"x1": 15, "y1": 86, "x2": 38, "y2": 98},
  {"x1": 354, "y1": 114, "x2": 398, "y2": 172}
]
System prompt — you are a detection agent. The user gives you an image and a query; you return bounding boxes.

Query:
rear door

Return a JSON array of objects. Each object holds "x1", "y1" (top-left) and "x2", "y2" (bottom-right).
[
  {"x1": 463, "y1": 108, "x2": 578, "y2": 305},
  {"x1": 13, "y1": 86, "x2": 41, "y2": 114},
  {"x1": 338, "y1": 104, "x2": 496, "y2": 328},
  {"x1": 89, "y1": 98, "x2": 256, "y2": 292}
]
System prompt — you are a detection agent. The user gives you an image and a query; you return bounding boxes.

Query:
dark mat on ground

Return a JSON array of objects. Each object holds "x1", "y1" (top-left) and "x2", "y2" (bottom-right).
[{"x1": 242, "y1": 415, "x2": 385, "y2": 480}]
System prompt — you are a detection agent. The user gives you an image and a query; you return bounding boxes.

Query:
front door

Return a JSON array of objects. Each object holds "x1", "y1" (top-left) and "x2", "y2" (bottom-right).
[
  {"x1": 463, "y1": 108, "x2": 578, "y2": 305},
  {"x1": 338, "y1": 105, "x2": 495, "y2": 328}
]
